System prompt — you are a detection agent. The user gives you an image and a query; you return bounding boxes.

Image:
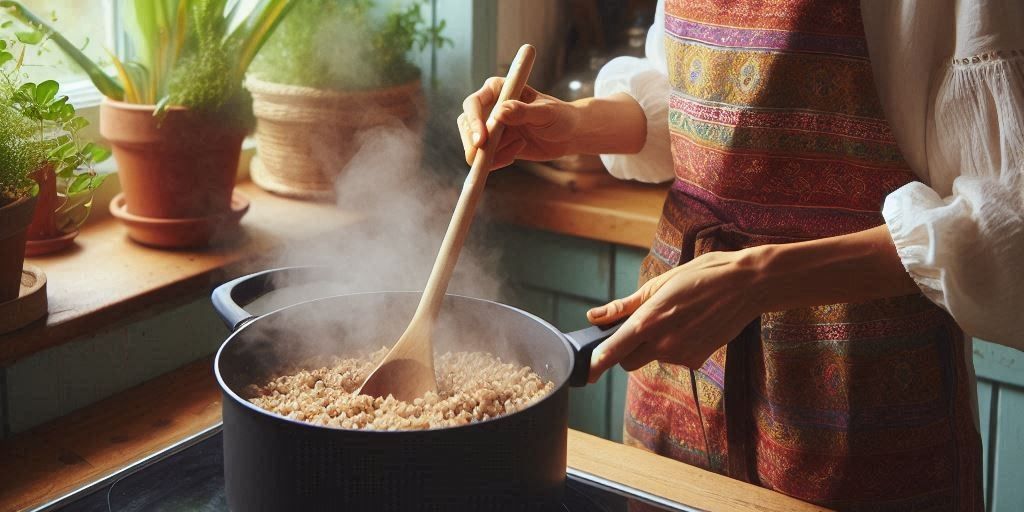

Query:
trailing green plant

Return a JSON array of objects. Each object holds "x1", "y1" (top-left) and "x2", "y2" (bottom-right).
[
  {"x1": 0, "y1": 0, "x2": 298, "y2": 117},
  {"x1": 0, "y1": 24, "x2": 110, "y2": 206},
  {"x1": 250, "y1": 0, "x2": 451, "y2": 90}
]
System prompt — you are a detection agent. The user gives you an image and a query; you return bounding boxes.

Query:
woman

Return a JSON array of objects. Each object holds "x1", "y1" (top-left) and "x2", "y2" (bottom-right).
[{"x1": 459, "y1": 0, "x2": 1022, "y2": 510}]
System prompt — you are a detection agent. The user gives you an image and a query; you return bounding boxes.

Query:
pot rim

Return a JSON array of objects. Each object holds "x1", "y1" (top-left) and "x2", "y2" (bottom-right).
[
  {"x1": 100, "y1": 96, "x2": 191, "y2": 113},
  {"x1": 214, "y1": 290, "x2": 576, "y2": 435},
  {"x1": 244, "y1": 74, "x2": 422, "y2": 100},
  {"x1": 0, "y1": 193, "x2": 36, "y2": 211}
]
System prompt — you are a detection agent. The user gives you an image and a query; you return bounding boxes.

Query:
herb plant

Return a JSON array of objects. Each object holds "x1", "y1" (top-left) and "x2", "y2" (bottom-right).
[
  {"x1": 0, "y1": 0, "x2": 298, "y2": 116},
  {"x1": 250, "y1": 0, "x2": 451, "y2": 90},
  {"x1": 0, "y1": 23, "x2": 109, "y2": 206}
]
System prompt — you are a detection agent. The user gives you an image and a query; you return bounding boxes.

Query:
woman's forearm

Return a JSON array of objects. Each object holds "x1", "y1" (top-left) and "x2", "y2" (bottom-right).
[
  {"x1": 747, "y1": 225, "x2": 920, "y2": 312},
  {"x1": 567, "y1": 93, "x2": 647, "y2": 156}
]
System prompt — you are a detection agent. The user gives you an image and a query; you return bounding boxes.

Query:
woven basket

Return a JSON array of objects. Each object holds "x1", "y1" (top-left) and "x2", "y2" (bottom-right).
[{"x1": 246, "y1": 77, "x2": 424, "y2": 200}]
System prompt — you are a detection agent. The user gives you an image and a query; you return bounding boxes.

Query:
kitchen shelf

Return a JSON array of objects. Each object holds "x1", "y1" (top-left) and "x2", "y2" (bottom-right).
[{"x1": 0, "y1": 356, "x2": 829, "y2": 512}]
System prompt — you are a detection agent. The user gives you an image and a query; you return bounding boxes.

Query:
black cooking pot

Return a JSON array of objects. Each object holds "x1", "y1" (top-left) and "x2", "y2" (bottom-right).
[{"x1": 211, "y1": 267, "x2": 620, "y2": 512}]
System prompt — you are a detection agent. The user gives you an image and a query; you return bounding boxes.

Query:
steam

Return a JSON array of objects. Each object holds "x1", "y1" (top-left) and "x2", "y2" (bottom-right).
[
  {"x1": 260, "y1": 116, "x2": 503, "y2": 303},
  {"x1": 230, "y1": 13, "x2": 568, "y2": 380},
  {"x1": 239, "y1": 101, "x2": 531, "y2": 370}
]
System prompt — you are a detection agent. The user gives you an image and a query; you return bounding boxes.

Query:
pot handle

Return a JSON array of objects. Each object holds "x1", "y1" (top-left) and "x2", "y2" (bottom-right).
[
  {"x1": 211, "y1": 266, "x2": 324, "y2": 331},
  {"x1": 564, "y1": 320, "x2": 625, "y2": 387}
]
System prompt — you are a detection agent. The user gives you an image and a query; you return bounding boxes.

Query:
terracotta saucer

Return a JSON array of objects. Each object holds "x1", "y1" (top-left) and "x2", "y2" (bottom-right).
[
  {"x1": 109, "y1": 191, "x2": 250, "y2": 249},
  {"x1": 0, "y1": 264, "x2": 47, "y2": 334},
  {"x1": 26, "y1": 229, "x2": 79, "y2": 256}
]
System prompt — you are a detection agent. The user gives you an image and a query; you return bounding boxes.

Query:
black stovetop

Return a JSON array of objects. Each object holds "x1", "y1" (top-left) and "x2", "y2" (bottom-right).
[{"x1": 37, "y1": 427, "x2": 699, "y2": 512}]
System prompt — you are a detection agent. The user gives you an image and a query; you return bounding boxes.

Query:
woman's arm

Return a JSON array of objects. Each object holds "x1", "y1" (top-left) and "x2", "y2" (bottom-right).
[
  {"x1": 586, "y1": 225, "x2": 921, "y2": 382},
  {"x1": 751, "y1": 225, "x2": 920, "y2": 312}
]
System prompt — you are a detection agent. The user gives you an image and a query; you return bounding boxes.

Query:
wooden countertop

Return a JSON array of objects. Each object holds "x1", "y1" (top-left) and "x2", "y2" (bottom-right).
[
  {"x1": 0, "y1": 358, "x2": 828, "y2": 512},
  {"x1": 1, "y1": 173, "x2": 665, "y2": 366},
  {"x1": 485, "y1": 169, "x2": 667, "y2": 249}
]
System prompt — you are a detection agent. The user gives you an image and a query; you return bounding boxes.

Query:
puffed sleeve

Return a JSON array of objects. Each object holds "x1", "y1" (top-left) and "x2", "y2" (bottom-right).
[
  {"x1": 593, "y1": 0, "x2": 674, "y2": 184},
  {"x1": 881, "y1": 49, "x2": 1024, "y2": 349}
]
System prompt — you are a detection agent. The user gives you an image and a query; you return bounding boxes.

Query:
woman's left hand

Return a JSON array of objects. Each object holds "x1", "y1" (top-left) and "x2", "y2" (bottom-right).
[{"x1": 586, "y1": 249, "x2": 763, "y2": 383}]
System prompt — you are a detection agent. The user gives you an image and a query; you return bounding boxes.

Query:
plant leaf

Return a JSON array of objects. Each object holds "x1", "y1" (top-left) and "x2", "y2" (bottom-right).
[
  {"x1": 106, "y1": 49, "x2": 140, "y2": 103},
  {"x1": 34, "y1": 79, "x2": 58, "y2": 104},
  {"x1": 85, "y1": 142, "x2": 111, "y2": 163},
  {"x1": 15, "y1": 29, "x2": 42, "y2": 44},
  {"x1": 66, "y1": 116, "x2": 88, "y2": 132},
  {"x1": 67, "y1": 173, "x2": 91, "y2": 194}
]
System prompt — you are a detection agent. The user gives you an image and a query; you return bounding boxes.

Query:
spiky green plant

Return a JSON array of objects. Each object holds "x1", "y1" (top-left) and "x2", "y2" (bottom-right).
[
  {"x1": 0, "y1": 0, "x2": 297, "y2": 116},
  {"x1": 250, "y1": 0, "x2": 450, "y2": 90}
]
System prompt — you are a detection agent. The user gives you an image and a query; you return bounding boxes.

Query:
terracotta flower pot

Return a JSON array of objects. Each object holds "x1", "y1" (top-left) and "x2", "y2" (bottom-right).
[
  {"x1": 25, "y1": 163, "x2": 81, "y2": 256},
  {"x1": 246, "y1": 77, "x2": 424, "y2": 200},
  {"x1": 0, "y1": 194, "x2": 39, "y2": 302},
  {"x1": 100, "y1": 98, "x2": 247, "y2": 220},
  {"x1": 26, "y1": 163, "x2": 58, "y2": 239}
]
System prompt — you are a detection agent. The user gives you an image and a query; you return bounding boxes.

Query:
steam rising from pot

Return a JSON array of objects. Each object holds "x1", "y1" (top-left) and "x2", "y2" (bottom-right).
[{"x1": 245, "y1": 100, "x2": 520, "y2": 360}]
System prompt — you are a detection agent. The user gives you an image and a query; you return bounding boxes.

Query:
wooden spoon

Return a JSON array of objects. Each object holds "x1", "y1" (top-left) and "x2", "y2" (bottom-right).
[{"x1": 358, "y1": 44, "x2": 537, "y2": 401}]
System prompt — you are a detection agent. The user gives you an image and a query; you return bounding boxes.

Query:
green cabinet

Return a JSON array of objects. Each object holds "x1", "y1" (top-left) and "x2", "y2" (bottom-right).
[
  {"x1": 975, "y1": 340, "x2": 1024, "y2": 512},
  {"x1": 498, "y1": 227, "x2": 646, "y2": 442}
]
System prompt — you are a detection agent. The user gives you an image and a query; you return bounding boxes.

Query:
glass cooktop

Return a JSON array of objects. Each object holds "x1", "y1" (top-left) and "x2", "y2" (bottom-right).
[{"x1": 36, "y1": 426, "x2": 701, "y2": 512}]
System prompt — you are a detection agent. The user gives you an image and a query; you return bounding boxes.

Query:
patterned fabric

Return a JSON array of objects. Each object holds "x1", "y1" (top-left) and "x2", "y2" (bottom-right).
[{"x1": 624, "y1": 1, "x2": 983, "y2": 510}]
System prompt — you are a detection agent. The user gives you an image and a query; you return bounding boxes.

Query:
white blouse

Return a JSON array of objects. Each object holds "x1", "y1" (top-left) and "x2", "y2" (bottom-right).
[{"x1": 595, "y1": 0, "x2": 1024, "y2": 352}]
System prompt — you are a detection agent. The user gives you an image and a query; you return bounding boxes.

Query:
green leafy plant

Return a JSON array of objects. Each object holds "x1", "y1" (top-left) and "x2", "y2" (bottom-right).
[
  {"x1": 250, "y1": 0, "x2": 451, "y2": 90},
  {"x1": 0, "y1": 0, "x2": 298, "y2": 116},
  {"x1": 0, "y1": 22, "x2": 110, "y2": 206}
]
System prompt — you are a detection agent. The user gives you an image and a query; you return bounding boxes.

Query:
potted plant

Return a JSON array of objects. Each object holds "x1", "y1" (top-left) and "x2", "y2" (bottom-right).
[
  {"x1": 2, "y1": 0, "x2": 298, "y2": 248},
  {"x1": 0, "y1": 30, "x2": 107, "y2": 300},
  {"x1": 17, "y1": 78, "x2": 112, "y2": 255},
  {"x1": 245, "y1": 0, "x2": 450, "y2": 200}
]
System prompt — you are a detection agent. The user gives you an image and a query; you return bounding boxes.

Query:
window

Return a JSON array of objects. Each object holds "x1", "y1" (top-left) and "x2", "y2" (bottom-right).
[{"x1": 14, "y1": 0, "x2": 116, "y2": 107}]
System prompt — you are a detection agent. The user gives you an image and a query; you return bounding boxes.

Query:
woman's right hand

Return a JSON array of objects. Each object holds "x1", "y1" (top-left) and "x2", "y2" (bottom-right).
[{"x1": 457, "y1": 77, "x2": 581, "y2": 170}]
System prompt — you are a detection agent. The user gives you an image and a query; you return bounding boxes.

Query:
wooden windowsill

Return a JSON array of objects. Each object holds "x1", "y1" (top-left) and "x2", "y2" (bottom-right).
[
  {"x1": 0, "y1": 181, "x2": 359, "y2": 367},
  {"x1": 0, "y1": 357, "x2": 828, "y2": 512}
]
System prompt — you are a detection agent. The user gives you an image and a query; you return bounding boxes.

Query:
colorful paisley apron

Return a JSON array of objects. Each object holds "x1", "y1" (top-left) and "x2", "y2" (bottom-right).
[{"x1": 624, "y1": 1, "x2": 983, "y2": 510}]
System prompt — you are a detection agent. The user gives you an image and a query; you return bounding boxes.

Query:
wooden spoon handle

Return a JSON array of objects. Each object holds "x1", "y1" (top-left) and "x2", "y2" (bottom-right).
[{"x1": 415, "y1": 44, "x2": 537, "y2": 323}]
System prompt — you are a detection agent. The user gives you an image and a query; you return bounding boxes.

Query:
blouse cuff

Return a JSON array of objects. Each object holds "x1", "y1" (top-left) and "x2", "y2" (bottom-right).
[
  {"x1": 594, "y1": 56, "x2": 675, "y2": 184},
  {"x1": 882, "y1": 182, "x2": 949, "y2": 307}
]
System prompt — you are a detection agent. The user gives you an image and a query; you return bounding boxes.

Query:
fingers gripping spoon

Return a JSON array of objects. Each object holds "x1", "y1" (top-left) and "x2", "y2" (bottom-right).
[{"x1": 358, "y1": 45, "x2": 537, "y2": 401}]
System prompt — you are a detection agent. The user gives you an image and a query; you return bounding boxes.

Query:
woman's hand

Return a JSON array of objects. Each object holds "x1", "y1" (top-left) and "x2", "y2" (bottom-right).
[
  {"x1": 586, "y1": 250, "x2": 763, "y2": 383},
  {"x1": 457, "y1": 77, "x2": 581, "y2": 170},
  {"x1": 458, "y1": 78, "x2": 648, "y2": 170}
]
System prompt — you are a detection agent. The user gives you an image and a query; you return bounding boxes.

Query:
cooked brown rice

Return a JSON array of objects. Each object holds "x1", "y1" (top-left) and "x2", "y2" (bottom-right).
[{"x1": 246, "y1": 348, "x2": 555, "y2": 430}]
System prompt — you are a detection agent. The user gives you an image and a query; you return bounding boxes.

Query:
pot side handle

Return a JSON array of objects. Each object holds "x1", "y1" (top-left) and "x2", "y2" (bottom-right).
[
  {"x1": 211, "y1": 266, "x2": 324, "y2": 331},
  {"x1": 564, "y1": 320, "x2": 624, "y2": 387}
]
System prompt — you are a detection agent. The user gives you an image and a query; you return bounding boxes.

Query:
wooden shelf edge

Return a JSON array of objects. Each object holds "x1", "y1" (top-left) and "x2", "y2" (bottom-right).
[{"x1": 484, "y1": 170, "x2": 667, "y2": 249}]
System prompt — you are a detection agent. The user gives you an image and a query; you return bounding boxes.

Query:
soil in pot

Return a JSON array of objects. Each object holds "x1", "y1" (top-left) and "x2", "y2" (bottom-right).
[
  {"x1": 0, "y1": 194, "x2": 39, "y2": 302},
  {"x1": 246, "y1": 78, "x2": 424, "y2": 200},
  {"x1": 100, "y1": 98, "x2": 247, "y2": 220}
]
